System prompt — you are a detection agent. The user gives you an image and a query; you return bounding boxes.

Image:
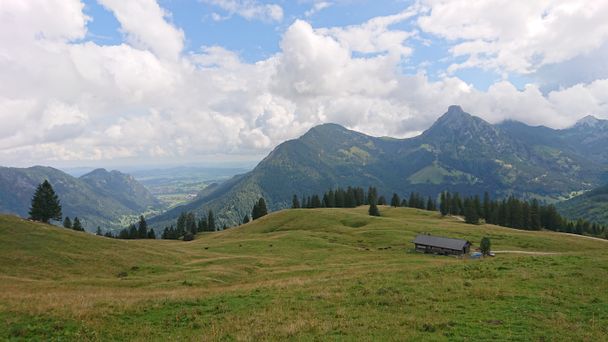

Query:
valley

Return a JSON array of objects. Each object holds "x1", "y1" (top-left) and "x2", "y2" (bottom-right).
[{"x1": 1, "y1": 207, "x2": 607, "y2": 340}]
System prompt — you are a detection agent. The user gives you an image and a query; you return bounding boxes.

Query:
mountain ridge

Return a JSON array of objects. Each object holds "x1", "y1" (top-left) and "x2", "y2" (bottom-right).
[
  {"x1": 148, "y1": 106, "x2": 608, "y2": 229},
  {"x1": 0, "y1": 166, "x2": 160, "y2": 231}
]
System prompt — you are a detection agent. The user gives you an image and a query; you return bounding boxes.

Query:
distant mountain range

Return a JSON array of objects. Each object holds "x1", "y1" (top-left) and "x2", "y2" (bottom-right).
[
  {"x1": 0, "y1": 166, "x2": 160, "y2": 231},
  {"x1": 148, "y1": 105, "x2": 608, "y2": 229},
  {"x1": 557, "y1": 184, "x2": 608, "y2": 225}
]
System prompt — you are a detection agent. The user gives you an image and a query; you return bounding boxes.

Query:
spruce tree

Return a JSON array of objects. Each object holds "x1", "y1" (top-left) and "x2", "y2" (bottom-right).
[
  {"x1": 128, "y1": 224, "x2": 137, "y2": 238},
  {"x1": 480, "y1": 237, "x2": 491, "y2": 256},
  {"x1": 72, "y1": 217, "x2": 84, "y2": 231},
  {"x1": 482, "y1": 192, "x2": 491, "y2": 220},
  {"x1": 63, "y1": 216, "x2": 72, "y2": 229},
  {"x1": 207, "y1": 210, "x2": 216, "y2": 231},
  {"x1": 464, "y1": 199, "x2": 479, "y2": 224},
  {"x1": 147, "y1": 229, "x2": 156, "y2": 239},
  {"x1": 426, "y1": 197, "x2": 436, "y2": 211},
  {"x1": 377, "y1": 196, "x2": 386, "y2": 206},
  {"x1": 369, "y1": 200, "x2": 380, "y2": 217},
  {"x1": 439, "y1": 192, "x2": 448, "y2": 216},
  {"x1": 96, "y1": 226, "x2": 102, "y2": 236},
  {"x1": 251, "y1": 196, "x2": 268, "y2": 220},
  {"x1": 390, "y1": 193, "x2": 401, "y2": 207},
  {"x1": 292, "y1": 195, "x2": 300, "y2": 209},
  {"x1": 243, "y1": 215, "x2": 250, "y2": 224},
  {"x1": 29, "y1": 180, "x2": 62, "y2": 223},
  {"x1": 137, "y1": 215, "x2": 148, "y2": 238},
  {"x1": 185, "y1": 212, "x2": 197, "y2": 234}
]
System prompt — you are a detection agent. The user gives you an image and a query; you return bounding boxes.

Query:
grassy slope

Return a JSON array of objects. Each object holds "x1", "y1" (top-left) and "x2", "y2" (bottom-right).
[{"x1": 1, "y1": 208, "x2": 607, "y2": 341}]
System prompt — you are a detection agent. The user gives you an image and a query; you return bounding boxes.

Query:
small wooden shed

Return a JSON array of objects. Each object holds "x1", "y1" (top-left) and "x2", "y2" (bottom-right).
[{"x1": 412, "y1": 234, "x2": 471, "y2": 256}]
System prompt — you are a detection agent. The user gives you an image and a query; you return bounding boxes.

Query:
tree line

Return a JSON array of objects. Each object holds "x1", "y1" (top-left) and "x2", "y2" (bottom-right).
[
  {"x1": 440, "y1": 191, "x2": 607, "y2": 238},
  {"x1": 26, "y1": 179, "x2": 608, "y2": 240}
]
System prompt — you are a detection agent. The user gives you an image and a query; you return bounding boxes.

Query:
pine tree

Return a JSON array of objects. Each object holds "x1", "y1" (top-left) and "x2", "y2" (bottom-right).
[
  {"x1": 176, "y1": 212, "x2": 187, "y2": 235},
  {"x1": 118, "y1": 228, "x2": 129, "y2": 239},
  {"x1": 63, "y1": 216, "x2": 72, "y2": 229},
  {"x1": 137, "y1": 215, "x2": 148, "y2": 238},
  {"x1": 482, "y1": 192, "x2": 491, "y2": 220},
  {"x1": 185, "y1": 212, "x2": 197, "y2": 234},
  {"x1": 377, "y1": 196, "x2": 386, "y2": 206},
  {"x1": 369, "y1": 199, "x2": 380, "y2": 217},
  {"x1": 480, "y1": 237, "x2": 491, "y2": 256},
  {"x1": 207, "y1": 210, "x2": 216, "y2": 231},
  {"x1": 96, "y1": 226, "x2": 103, "y2": 236},
  {"x1": 464, "y1": 198, "x2": 479, "y2": 224},
  {"x1": 439, "y1": 192, "x2": 449, "y2": 216},
  {"x1": 128, "y1": 224, "x2": 137, "y2": 238},
  {"x1": 72, "y1": 217, "x2": 84, "y2": 231},
  {"x1": 243, "y1": 215, "x2": 250, "y2": 224},
  {"x1": 292, "y1": 195, "x2": 300, "y2": 209},
  {"x1": 198, "y1": 217, "x2": 208, "y2": 232},
  {"x1": 426, "y1": 197, "x2": 436, "y2": 211},
  {"x1": 147, "y1": 229, "x2": 156, "y2": 239},
  {"x1": 253, "y1": 198, "x2": 268, "y2": 218},
  {"x1": 29, "y1": 180, "x2": 62, "y2": 223},
  {"x1": 311, "y1": 194, "x2": 322, "y2": 208},
  {"x1": 390, "y1": 193, "x2": 401, "y2": 207}
]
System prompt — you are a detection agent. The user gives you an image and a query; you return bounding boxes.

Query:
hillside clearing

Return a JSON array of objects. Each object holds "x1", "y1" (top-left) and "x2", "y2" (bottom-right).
[{"x1": 1, "y1": 207, "x2": 607, "y2": 341}]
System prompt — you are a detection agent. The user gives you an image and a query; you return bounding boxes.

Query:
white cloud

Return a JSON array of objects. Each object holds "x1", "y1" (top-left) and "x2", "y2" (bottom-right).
[
  {"x1": 418, "y1": 0, "x2": 608, "y2": 74},
  {"x1": 1, "y1": 1, "x2": 608, "y2": 167},
  {"x1": 319, "y1": 8, "x2": 418, "y2": 57},
  {"x1": 98, "y1": 0, "x2": 184, "y2": 60},
  {"x1": 304, "y1": 1, "x2": 332, "y2": 17},
  {"x1": 203, "y1": 0, "x2": 283, "y2": 22}
]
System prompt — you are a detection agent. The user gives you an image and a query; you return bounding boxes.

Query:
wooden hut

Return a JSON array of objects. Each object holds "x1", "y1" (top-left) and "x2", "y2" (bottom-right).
[{"x1": 412, "y1": 234, "x2": 471, "y2": 256}]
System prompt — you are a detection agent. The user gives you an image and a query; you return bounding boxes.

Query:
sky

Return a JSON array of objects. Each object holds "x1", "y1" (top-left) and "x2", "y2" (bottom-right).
[{"x1": 1, "y1": 0, "x2": 608, "y2": 168}]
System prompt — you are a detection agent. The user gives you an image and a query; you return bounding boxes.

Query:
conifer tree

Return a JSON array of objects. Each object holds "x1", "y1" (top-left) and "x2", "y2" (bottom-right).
[
  {"x1": 390, "y1": 193, "x2": 401, "y2": 207},
  {"x1": 464, "y1": 199, "x2": 479, "y2": 224},
  {"x1": 207, "y1": 210, "x2": 216, "y2": 231},
  {"x1": 377, "y1": 196, "x2": 387, "y2": 206},
  {"x1": 439, "y1": 192, "x2": 449, "y2": 216},
  {"x1": 137, "y1": 215, "x2": 148, "y2": 238},
  {"x1": 480, "y1": 237, "x2": 491, "y2": 256},
  {"x1": 426, "y1": 197, "x2": 436, "y2": 211},
  {"x1": 96, "y1": 226, "x2": 103, "y2": 236},
  {"x1": 128, "y1": 224, "x2": 137, "y2": 238},
  {"x1": 482, "y1": 192, "x2": 491, "y2": 220},
  {"x1": 292, "y1": 195, "x2": 300, "y2": 208},
  {"x1": 147, "y1": 228, "x2": 156, "y2": 239},
  {"x1": 311, "y1": 194, "x2": 322, "y2": 208},
  {"x1": 29, "y1": 180, "x2": 62, "y2": 223},
  {"x1": 72, "y1": 217, "x2": 84, "y2": 231},
  {"x1": 243, "y1": 215, "x2": 250, "y2": 224},
  {"x1": 368, "y1": 199, "x2": 380, "y2": 217},
  {"x1": 63, "y1": 216, "x2": 72, "y2": 229},
  {"x1": 185, "y1": 212, "x2": 197, "y2": 234}
]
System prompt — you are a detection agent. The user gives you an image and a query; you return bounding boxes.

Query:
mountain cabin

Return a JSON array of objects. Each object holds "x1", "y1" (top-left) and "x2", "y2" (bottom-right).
[{"x1": 413, "y1": 234, "x2": 471, "y2": 256}]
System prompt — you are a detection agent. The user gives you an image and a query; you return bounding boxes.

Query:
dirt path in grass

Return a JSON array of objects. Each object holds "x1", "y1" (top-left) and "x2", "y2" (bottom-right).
[
  {"x1": 558, "y1": 232, "x2": 608, "y2": 242},
  {"x1": 492, "y1": 250, "x2": 560, "y2": 255}
]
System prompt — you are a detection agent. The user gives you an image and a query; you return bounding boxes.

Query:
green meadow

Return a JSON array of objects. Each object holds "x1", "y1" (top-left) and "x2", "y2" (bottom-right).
[{"x1": 1, "y1": 207, "x2": 607, "y2": 341}]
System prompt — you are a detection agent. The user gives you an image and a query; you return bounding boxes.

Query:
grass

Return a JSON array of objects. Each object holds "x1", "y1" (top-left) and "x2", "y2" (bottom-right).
[{"x1": 1, "y1": 207, "x2": 607, "y2": 341}]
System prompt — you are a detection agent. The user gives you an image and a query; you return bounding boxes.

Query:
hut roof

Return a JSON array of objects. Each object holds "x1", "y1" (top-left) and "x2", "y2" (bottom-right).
[{"x1": 413, "y1": 234, "x2": 470, "y2": 250}]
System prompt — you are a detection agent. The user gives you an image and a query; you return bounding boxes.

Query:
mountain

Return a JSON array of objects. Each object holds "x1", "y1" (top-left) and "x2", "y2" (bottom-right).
[
  {"x1": 80, "y1": 168, "x2": 159, "y2": 212},
  {"x1": 0, "y1": 166, "x2": 160, "y2": 231},
  {"x1": 556, "y1": 184, "x2": 608, "y2": 225},
  {"x1": 149, "y1": 106, "x2": 608, "y2": 229}
]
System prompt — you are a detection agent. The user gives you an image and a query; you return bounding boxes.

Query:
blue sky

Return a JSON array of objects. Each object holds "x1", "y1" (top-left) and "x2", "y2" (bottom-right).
[
  {"x1": 81, "y1": 0, "x2": 515, "y2": 91},
  {"x1": 1, "y1": 0, "x2": 608, "y2": 167}
]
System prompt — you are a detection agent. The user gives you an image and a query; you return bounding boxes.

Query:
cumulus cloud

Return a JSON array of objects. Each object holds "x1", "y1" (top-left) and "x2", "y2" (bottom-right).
[
  {"x1": 98, "y1": 0, "x2": 185, "y2": 60},
  {"x1": 202, "y1": 0, "x2": 283, "y2": 22},
  {"x1": 1, "y1": 0, "x2": 608, "y2": 167},
  {"x1": 304, "y1": 1, "x2": 332, "y2": 17},
  {"x1": 418, "y1": 0, "x2": 608, "y2": 74}
]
